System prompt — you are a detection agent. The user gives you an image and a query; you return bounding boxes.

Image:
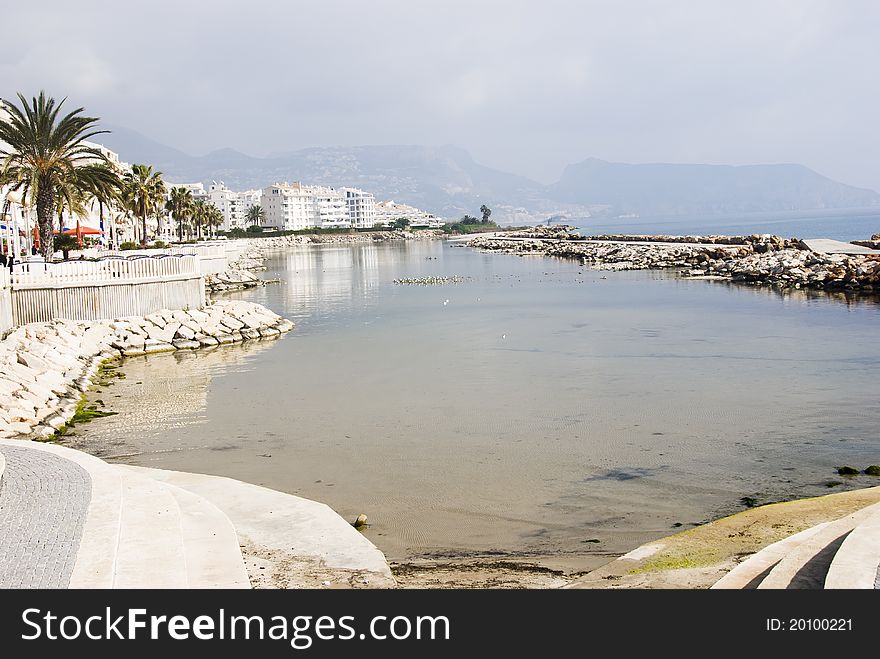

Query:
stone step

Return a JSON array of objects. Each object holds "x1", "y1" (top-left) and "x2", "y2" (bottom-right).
[
  {"x1": 758, "y1": 501, "x2": 880, "y2": 589},
  {"x1": 824, "y1": 503, "x2": 880, "y2": 589},
  {"x1": 3, "y1": 440, "x2": 249, "y2": 589},
  {"x1": 122, "y1": 465, "x2": 396, "y2": 588},
  {"x1": 160, "y1": 479, "x2": 250, "y2": 588},
  {"x1": 711, "y1": 522, "x2": 830, "y2": 589},
  {"x1": 112, "y1": 469, "x2": 188, "y2": 588}
]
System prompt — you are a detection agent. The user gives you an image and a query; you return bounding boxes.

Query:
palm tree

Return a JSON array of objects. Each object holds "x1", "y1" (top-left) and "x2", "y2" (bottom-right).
[
  {"x1": 191, "y1": 199, "x2": 208, "y2": 241},
  {"x1": 245, "y1": 204, "x2": 265, "y2": 227},
  {"x1": 123, "y1": 164, "x2": 166, "y2": 245},
  {"x1": 166, "y1": 187, "x2": 194, "y2": 242},
  {"x1": 0, "y1": 91, "x2": 118, "y2": 258},
  {"x1": 205, "y1": 205, "x2": 224, "y2": 238}
]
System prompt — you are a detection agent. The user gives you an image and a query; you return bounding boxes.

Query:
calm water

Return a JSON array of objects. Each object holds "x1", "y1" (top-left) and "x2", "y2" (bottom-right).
[
  {"x1": 571, "y1": 208, "x2": 880, "y2": 242},
  {"x1": 72, "y1": 241, "x2": 880, "y2": 568}
]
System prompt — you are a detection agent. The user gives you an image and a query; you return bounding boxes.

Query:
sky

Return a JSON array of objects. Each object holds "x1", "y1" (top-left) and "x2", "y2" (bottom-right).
[{"x1": 1, "y1": 1, "x2": 879, "y2": 189}]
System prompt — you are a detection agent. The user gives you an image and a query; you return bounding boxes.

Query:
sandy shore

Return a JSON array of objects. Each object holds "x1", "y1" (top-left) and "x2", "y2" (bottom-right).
[{"x1": 387, "y1": 485, "x2": 880, "y2": 588}]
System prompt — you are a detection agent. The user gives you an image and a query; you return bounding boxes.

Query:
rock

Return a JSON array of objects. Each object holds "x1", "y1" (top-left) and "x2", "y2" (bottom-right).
[
  {"x1": 17, "y1": 351, "x2": 50, "y2": 373},
  {"x1": 198, "y1": 336, "x2": 219, "y2": 347},
  {"x1": 837, "y1": 466, "x2": 860, "y2": 476},
  {"x1": 240, "y1": 328, "x2": 261, "y2": 340},
  {"x1": 5, "y1": 421, "x2": 34, "y2": 435},
  {"x1": 175, "y1": 324, "x2": 197, "y2": 340},
  {"x1": 172, "y1": 339, "x2": 201, "y2": 350},
  {"x1": 353, "y1": 514, "x2": 368, "y2": 528},
  {"x1": 864, "y1": 465, "x2": 880, "y2": 476},
  {"x1": 220, "y1": 317, "x2": 244, "y2": 331},
  {"x1": 142, "y1": 340, "x2": 176, "y2": 354},
  {"x1": 216, "y1": 333, "x2": 235, "y2": 345},
  {"x1": 258, "y1": 327, "x2": 281, "y2": 338}
]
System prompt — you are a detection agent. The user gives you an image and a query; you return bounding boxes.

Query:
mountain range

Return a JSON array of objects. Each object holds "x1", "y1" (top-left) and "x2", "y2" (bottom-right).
[{"x1": 99, "y1": 125, "x2": 880, "y2": 224}]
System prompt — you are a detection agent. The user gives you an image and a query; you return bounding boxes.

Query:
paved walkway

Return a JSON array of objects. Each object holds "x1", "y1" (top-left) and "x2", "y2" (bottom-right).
[
  {"x1": 801, "y1": 239, "x2": 878, "y2": 255},
  {"x1": 0, "y1": 444, "x2": 91, "y2": 588}
]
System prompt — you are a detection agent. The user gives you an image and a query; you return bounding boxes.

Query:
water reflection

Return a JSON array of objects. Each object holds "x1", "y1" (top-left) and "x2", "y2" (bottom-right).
[{"x1": 75, "y1": 241, "x2": 880, "y2": 567}]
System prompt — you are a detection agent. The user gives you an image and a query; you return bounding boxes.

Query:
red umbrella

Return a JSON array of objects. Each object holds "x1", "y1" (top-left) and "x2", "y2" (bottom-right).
[{"x1": 62, "y1": 226, "x2": 103, "y2": 235}]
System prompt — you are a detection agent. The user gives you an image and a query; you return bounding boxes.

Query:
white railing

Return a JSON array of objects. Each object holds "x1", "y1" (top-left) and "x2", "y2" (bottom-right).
[
  {"x1": 8, "y1": 255, "x2": 206, "y2": 326},
  {"x1": 69, "y1": 243, "x2": 231, "y2": 275},
  {"x1": 0, "y1": 268, "x2": 12, "y2": 333},
  {"x1": 11, "y1": 255, "x2": 201, "y2": 290}
]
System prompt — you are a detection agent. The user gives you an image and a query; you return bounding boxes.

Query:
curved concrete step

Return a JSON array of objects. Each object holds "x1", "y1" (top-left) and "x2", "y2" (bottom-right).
[
  {"x1": 758, "y1": 501, "x2": 880, "y2": 589},
  {"x1": 123, "y1": 465, "x2": 396, "y2": 588},
  {"x1": 825, "y1": 504, "x2": 880, "y2": 589},
  {"x1": 711, "y1": 522, "x2": 830, "y2": 589},
  {"x1": 159, "y1": 479, "x2": 250, "y2": 588},
  {"x1": 112, "y1": 469, "x2": 188, "y2": 588},
  {"x1": 2, "y1": 440, "x2": 249, "y2": 589}
]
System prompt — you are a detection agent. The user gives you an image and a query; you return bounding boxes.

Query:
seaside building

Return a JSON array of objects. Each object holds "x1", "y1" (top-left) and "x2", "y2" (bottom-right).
[
  {"x1": 341, "y1": 187, "x2": 376, "y2": 229},
  {"x1": 312, "y1": 187, "x2": 350, "y2": 229},
  {"x1": 261, "y1": 182, "x2": 355, "y2": 230},
  {"x1": 262, "y1": 182, "x2": 316, "y2": 231},
  {"x1": 207, "y1": 181, "x2": 262, "y2": 231},
  {"x1": 374, "y1": 199, "x2": 443, "y2": 228}
]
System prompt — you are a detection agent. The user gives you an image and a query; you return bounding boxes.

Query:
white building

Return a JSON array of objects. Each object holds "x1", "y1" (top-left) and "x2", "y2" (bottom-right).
[
  {"x1": 262, "y1": 182, "x2": 315, "y2": 231},
  {"x1": 341, "y1": 187, "x2": 376, "y2": 229},
  {"x1": 207, "y1": 181, "x2": 262, "y2": 231},
  {"x1": 374, "y1": 199, "x2": 443, "y2": 228},
  {"x1": 261, "y1": 182, "x2": 356, "y2": 230},
  {"x1": 312, "y1": 187, "x2": 350, "y2": 229}
]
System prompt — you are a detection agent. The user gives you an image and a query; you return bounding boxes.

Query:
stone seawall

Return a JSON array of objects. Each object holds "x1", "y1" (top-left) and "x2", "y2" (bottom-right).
[
  {"x1": 0, "y1": 300, "x2": 293, "y2": 440},
  {"x1": 468, "y1": 228, "x2": 880, "y2": 291}
]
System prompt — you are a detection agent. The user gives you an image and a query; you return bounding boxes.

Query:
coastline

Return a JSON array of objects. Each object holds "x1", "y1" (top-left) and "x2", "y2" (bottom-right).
[
  {"x1": 5, "y1": 231, "x2": 878, "y2": 588},
  {"x1": 0, "y1": 299, "x2": 293, "y2": 440}
]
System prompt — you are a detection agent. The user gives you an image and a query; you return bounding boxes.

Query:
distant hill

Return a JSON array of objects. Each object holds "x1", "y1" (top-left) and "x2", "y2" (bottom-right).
[
  {"x1": 97, "y1": 127, "x2": 880, "y2": 223},
  {"x1": 550, "y1": 157, "x2": 880, "y2": 217}
]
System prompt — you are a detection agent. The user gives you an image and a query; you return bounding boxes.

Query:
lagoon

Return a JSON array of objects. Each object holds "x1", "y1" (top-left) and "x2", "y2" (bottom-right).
[{"x1": 70, "y1": 240, "x2": 880, "y2": 570}]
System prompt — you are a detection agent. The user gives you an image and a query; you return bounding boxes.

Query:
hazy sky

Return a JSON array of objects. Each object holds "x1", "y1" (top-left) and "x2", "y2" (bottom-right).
[{"x1": 2, "y1": 1, "x2": 878, "y2": 189}]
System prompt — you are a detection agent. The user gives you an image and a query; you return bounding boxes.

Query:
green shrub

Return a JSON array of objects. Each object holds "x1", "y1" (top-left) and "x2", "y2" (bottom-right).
[{"x1": 119, "y1": 241, "x2": 139, "y2": 250}]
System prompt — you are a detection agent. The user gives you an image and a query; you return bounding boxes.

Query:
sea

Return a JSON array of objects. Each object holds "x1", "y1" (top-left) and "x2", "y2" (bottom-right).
[{"x1": 70, "y1": 212, "x2": 880, "y2": 570}]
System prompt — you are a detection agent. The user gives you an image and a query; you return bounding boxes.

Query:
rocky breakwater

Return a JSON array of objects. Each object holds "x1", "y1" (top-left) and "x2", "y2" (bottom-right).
[
  {"x1": 468, "y1": 229, "x2": 750, "y2": 270},
  {"x1": 205, "y1": 244, "x2": 269, "y2": 292},
  {"x1": 0, "y1": 300, "x2": 293, "y2": 439},
  {"x1": 689, "y1": 249, "x2": 880, "y2": 291}
]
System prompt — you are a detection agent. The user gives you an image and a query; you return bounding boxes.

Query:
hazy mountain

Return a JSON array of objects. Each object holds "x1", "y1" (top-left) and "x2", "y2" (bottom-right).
[
  {"x1": 551, "y1": 158, "x2": 880, "y2": 217},
  {"x1": 97, "y1": 127, "x2": 880, "y2": 223}
]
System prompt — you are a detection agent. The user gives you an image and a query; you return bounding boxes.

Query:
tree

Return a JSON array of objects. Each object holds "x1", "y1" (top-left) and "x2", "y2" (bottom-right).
[
  {"x1": 191, "y1": 199, "x2": 208, "y2": 240},
  {"x1": 166, "y1": 187, "x2": 194, "y2": 242},
  {"x1": 245, "y1": 204, "x2": 265, "y2": 227},
  {"x1": 123, "y1": 164, "x2": 165, "y2": 245},
  {"x1": 480, "y1": 204, "x2": 492, "y2": 224},
  {"x1": 461, "y1": 215, "x2": 479, "y2": 225},
  {"x1": 204, "y1": 204, "x2": 223, "y2": 238},
  {"x1": 392, "y1": 218, "x2": 411, "y2": 230},
  {"x1": 53, "y1": 233, "x2": 79, "y2": 260},
  {"x1": 0, "y1": 91, "x2": 119, "y2": 258}
]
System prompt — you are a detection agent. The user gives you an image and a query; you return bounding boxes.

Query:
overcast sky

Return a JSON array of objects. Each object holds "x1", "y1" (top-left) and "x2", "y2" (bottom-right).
[{"x1": 1, "y1": 1, "x2": 878, "y2": 189}]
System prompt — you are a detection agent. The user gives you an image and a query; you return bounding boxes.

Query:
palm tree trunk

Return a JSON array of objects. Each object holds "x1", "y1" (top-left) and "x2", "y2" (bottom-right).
[
  {"x1": 36, "y1": 184, "x2": 55, "y2": 259},
  {"x1": 141, "y1": 211, "x2": 147, "y2": 246}
]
